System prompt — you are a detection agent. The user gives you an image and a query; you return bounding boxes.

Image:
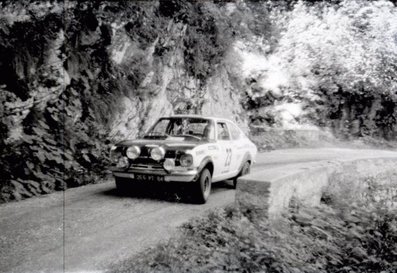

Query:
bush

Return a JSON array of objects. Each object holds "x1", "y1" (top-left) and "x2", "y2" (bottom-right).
[
  {"x1": 264, "y1": 0, "x2": 397, "y2": 139},
  {"x1": 108, "y1": 202, "x2": 397, "y2": 273}
]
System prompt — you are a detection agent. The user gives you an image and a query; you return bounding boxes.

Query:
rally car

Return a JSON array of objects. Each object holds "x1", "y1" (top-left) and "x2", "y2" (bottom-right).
[{"x1": 109, "y1": 115, "x2": 257, "y2": 203}]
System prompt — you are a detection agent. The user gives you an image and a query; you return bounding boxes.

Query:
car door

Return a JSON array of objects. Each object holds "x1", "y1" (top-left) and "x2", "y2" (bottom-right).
[
  {"x1": 212, "y1": 121, "x2": 233, "y2": 181},
  {"x1": 226, "y1": 121, "x2": 245, "y2": 176}
]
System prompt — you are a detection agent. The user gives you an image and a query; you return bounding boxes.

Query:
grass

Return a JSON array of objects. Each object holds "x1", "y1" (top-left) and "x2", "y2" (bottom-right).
[{"x1": 108, "y1": 201, "x2": 397, "y2": 273}]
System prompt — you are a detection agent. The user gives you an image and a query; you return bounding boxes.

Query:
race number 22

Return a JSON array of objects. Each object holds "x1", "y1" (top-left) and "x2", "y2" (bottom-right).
[{"x1": 225, "y1": 148, "x2": 232, "y2": 167}]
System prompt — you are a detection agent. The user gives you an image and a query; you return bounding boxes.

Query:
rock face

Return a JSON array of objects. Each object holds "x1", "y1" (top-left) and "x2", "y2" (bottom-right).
[
  {"x1": 0, "y1": 1, "x2": 250, "y2": 201},
  {"x1": 107, "y1": 21, "x2": 247, "y2": 140}
]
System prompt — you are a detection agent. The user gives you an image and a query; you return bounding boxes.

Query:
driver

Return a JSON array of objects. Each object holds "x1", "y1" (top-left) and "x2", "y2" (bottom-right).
[{"x1": 170, "y1": 119, "x2": 188, "y2": 135}]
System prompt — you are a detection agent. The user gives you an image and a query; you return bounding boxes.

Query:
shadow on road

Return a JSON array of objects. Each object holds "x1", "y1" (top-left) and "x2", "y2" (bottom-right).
[{"x1": 101, "y1": 180, "x2": 233, "y2": 204}]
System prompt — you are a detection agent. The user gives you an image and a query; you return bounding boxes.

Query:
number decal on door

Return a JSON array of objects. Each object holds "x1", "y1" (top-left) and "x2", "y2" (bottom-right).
[{"x1": 225, "y1": 148, "x2": 232, "y2": 167}]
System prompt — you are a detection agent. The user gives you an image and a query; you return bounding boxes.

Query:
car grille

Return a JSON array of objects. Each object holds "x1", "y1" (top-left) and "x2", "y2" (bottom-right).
[
  {"x1": 139, "y1": 147, "x2": 150, "y2": 157},
  {"x1": 132, "y1": 157, "x2": 163, "y2": 167},
  {"x1": 132, "y1": 164, "x2": 164, "y2": 170}
]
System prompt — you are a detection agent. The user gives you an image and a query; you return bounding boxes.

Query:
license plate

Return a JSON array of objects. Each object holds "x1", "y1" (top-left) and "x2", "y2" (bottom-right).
[{"x1": 135, "y1": 174, "x2": 164, "y2": 182}]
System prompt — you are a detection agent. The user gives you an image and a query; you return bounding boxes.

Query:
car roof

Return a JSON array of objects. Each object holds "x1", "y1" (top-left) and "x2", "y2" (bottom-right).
[{"x1": 166, "y1": 114, "x2": 235, "y2": 124}]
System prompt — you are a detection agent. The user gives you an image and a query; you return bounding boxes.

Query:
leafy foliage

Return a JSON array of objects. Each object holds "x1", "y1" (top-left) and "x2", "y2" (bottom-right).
[
  {"x1": 246, "y1": 0, "x2": 397, "y2": 139},
  {"x1": 109, "y1": 203, "x2": 397, "y2": 273}
]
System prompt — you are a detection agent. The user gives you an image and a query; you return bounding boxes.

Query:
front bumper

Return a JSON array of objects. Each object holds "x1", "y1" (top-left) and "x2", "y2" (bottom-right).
[{"x1": 110, "y1": 167, "x2": 198, "y2": 182}]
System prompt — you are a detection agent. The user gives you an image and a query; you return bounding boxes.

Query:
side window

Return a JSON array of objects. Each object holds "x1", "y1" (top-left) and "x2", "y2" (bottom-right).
[
  {"x1": 203, "y1": 121, "x2": 216, "y2": 140},
  {"x1": 227, "y1": 122, "x2": 242, "y2": 140},
  {"x1": 217, "y1": 122, "x2": 230, "y2": 140}
]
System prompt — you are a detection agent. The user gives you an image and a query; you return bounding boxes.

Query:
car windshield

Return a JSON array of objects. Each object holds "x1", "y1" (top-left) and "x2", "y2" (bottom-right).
[{"x1": 144, "y1": 117, "x2": 215, "y2": 140}]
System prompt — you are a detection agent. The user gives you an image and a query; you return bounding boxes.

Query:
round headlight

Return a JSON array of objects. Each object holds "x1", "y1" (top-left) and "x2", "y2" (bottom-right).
[
  {"x1": 163, "y1": 159, "x2": 175, "y2": 171},
  {"x1": 116, "y1": 156, "x2": 129, "y2": 168},
  {"x1": 151, "y1": 147, "x2": 165, "y2": 161},
  {"x1": 180, "y1": 154, "x2": 193, "y2": 167},
  {"x1": 126, "y1": 146, "x2": 141, "y2": 159},
  {"x1": 110, "y1": 147, "x2": 120, "y2": 163}
]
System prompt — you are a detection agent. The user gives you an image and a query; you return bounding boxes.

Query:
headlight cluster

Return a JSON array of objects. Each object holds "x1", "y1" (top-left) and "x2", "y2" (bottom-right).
[
  {"x1": 180, "y1": 154, "x2": 193, "y2": 167},
  {"x1": 121, "y1": 145, "x2": 167, "y2": 162},
  {"x1": 112, "y1": 145, "x2": 194, "y2": 172},
  {"x1": 116, "y1": 156, "x2": 129, "y2": 169},
  {"x1": 110, "y1": 146, "x2": 129, "y2": 168},
  {"x1": 163, "y1": 158, "x2": 175, "y2": 171},
  {"x1": 126, "y1": 146, "x2": 141, "y2": 159},
  {"x1": 110, "y1": 146, "x2": 120, "y2": 162},
  {"x1": 163, "y1": 153, "x2": 193, "y2": 171},
  {"x1": 151, "y1": 147, "x2": 165, "y2": 161}
]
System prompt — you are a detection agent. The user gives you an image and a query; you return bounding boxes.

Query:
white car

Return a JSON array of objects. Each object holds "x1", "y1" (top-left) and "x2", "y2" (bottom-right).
[{"x1": 110, "y1": 115, "x2": 257, "y2": 203}]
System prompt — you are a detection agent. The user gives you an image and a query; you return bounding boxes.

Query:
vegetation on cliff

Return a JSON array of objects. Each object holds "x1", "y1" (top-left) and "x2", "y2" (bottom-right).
[
  {"x1": 0, "y1": 0, "x2": 396, "y2": 201},
  {"x1": 253, "y1": 0, "x2": 397, "y2": 139}
]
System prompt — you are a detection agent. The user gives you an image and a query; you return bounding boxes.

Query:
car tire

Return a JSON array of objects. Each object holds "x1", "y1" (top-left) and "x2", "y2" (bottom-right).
[
  {"x1": 232, "y1": 161, "x2": 250, "y2": 189},
  {"x1": 193, "y1": 168, "x2": 212, "y2": 204}
]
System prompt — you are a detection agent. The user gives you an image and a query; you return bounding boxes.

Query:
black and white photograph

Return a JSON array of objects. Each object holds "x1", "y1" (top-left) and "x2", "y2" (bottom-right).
[{"x1": 0, "y1": 0, "x2": 396, "y2": 272}]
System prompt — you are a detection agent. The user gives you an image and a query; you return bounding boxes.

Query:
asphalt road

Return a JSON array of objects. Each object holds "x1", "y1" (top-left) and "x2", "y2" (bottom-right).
[{"x1": 1, "y1": 148, "x2": 397, "y2": 273}]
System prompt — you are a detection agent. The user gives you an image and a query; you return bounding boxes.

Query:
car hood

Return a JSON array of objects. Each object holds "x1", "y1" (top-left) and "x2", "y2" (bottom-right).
[{"x1": 116, "y1": 137, "x2": 210, "y2": 151}]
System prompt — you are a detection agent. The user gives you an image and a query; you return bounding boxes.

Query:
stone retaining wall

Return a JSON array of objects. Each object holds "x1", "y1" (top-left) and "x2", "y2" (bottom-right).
[{"x1": 236, "y1": 156, "x2": 397, "y2": 221}]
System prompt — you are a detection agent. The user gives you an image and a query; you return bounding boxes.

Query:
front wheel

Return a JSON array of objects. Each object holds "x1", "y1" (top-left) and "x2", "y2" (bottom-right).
[
  {"x1": 233, "y1": 161, "x2": 251, "y2": 189},
  {"x1": 193, "y1": 168, "x2": 212, "y2": 204}
]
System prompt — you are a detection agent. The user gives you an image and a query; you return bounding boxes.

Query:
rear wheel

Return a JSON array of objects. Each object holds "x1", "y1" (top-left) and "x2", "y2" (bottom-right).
[
  {"x1": 193, "y1": 168, "x2": 212, "y2": 204},
  {"x1": 233, "y1": 161, "x2": 251, "y2": 189}
]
